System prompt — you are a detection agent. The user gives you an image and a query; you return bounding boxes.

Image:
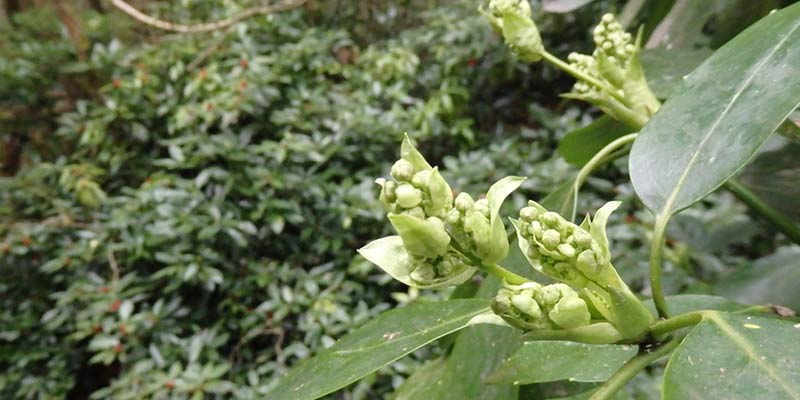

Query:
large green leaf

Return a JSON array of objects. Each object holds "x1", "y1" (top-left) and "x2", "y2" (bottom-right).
[
  {"x1": 266, "y1": 299, "x2": 491, "y2": 400},
  {"x1": 557, "y1": 116, "x2": 636, "y2": 167},
  {"x1": 392, "y1": 358, "x2": 447, "y2": 400},
  {"x1": 645, "y1": 0, "x2": 717, "y2": 49},
  {"x1": 487, "y1": 341, "x2": 637, "y2": 385},
  {"x1": 714, "y1": 246, "x2": 800, "y2": 311},
  {"x1": 663, "y1": 312, "x2": 800, "y2": 399},
  {"x1": 394, "y1": 276, "x2": 521, "y2": 400},
  {"x1": 639, "y1": 48, "x2": 711, "y2": 99},
  {"x1": 630, "y1": 3, "x2": 800, "y2": 217}
]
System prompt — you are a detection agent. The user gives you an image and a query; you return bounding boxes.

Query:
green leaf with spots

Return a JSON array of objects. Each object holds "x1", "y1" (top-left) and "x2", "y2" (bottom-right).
[
  {"x1": 266, "y1": 299, "x2": 490, "y2": 400},
  {"x1": 663, "y1": 312, "x2": 800, "y2": 399}
]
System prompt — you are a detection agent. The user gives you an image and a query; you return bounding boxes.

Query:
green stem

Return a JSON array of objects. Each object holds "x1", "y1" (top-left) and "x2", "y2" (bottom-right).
[
  {"x1": 566, "y1": 133, "x2": 639, "y2": 221},
  {"x1": 649, "y1": 215, "x2": 671, "y2": 319},
  {"x1": 588, "y1": 338, "x2": 681, "y2": 400},
  {"x1": 724, "y1": 178, "x2": 800, "y2": 246},
  {"x1": 541, "y1": 50, "x2": 627, "y2": 104},
  {"x1": 649, "y1": 311, "x2": 705, "y2": 340},
  {"x1": 484, "y1": 263, "x2": 528, "y2": 285}
]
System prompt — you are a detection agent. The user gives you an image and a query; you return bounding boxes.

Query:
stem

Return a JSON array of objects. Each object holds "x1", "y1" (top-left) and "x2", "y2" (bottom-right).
[
  {"x1": 588, "y1": 338, "x2": 681, "y2": 400},
  {"x1": 649, "y1": 215, "x2": 671, "y2": 319},
  {"x1": 649, "y1": 311, "x2": 705, "y2": 340},
  {"x1": 484, "y1": 263, "x2": 528, "y2": 285},
  {"x1": 541, "y1": 50, "x2": 627, "y2": 104},
  {"x1": 724, "y1": 179, "x2": 800, "y2": 245},
  {"x1": 566, "y1": 133, "x2": 638, "y2": 221}
]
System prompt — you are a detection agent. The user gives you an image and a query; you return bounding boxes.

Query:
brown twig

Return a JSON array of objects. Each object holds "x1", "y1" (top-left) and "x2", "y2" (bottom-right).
[
  {"x1": 108, "y1": 0, "x2": 309, "y2": 33},
  {"x1": 106, "y1": 249, "x2": 120, "y2": 283}
]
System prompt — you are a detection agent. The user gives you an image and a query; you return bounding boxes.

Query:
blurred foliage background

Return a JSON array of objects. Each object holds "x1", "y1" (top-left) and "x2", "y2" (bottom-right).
[{"x1": 0, "y1": 0, "x2": 797, "y2": 399}]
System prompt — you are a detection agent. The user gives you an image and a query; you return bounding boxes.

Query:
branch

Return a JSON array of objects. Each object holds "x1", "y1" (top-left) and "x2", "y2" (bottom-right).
[{"x1": 109, "y1": 0, "x2": 309, "y2": 33}]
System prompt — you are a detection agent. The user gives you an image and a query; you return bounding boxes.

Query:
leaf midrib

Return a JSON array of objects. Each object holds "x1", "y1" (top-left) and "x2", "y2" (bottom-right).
[{"x1": 658, "y1": 16, "x2": 800, "y2": 218}]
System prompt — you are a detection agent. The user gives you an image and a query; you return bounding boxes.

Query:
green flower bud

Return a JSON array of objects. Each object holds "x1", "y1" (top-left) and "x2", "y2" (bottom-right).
[
  {"x1": 395, "y1": 183, "x2": 423, "y2": 208},
  {"x1": 549, "y1": 296, "x2": 591, "y2": 329},
  {"x1": 391, "y1": 159, "x2": 415, "y2": 181},
  {"x1": 455, "y1": 192, "x2": 474, "y2": 212},
  {"x1": 445, "y1": 208, "x2": 461, "y2": 225},
  {"x1": 403, "y1": 206, "x2": 425, "y2": 220},
  {"x1": 411, "y1": 170, "x2": 431, "y2": 188},
  {"x1": 511, "y1": 294, "x2": 542, "y2": 318},
  {"x1": 542, "y1": 229, "x2": 561, "y2": 249},
  {"x1": 529, "y1": 220, "x2": 543, "y2": 238},
  {"x1": 384, "y1": 180, "x2": 397, "y2": 201},
  {"x1": 576, "y1": 249, "x2": 599, "y2": 276},
  {"x1": 557, "y1": 243, "x2": 576, "y2": 259},
  {"x1": 473, "y1": 199, "x2": 489, "y2": 217},
  {"x1": 519, "y1": 206, "x2": 540, "y2": 222}
]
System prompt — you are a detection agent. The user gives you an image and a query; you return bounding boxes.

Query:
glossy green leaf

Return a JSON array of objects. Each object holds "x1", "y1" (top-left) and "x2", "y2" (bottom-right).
[
  {"x1": 630, "y1": 3, "x2": 800, "y2": 217},
  {"x1": 488, "y1": 341, "x2": 637, "y2": 384},
  {"x1": 714, "y1": 246, "x2": 800, "y2": 311},
  {"x1": 557, "y1": 116, "x2": 636, "y2": 167},
  {"x1": 645, "y1": 0, "x2": 716, "y2": 49},
  {"x1": 398, "y1": 277, "x2": 521, "y2": 399},
  {"x1": 639, "y1": 48, "x2": 711, "y2": 99},
  {"x1": 663, "y1": 312, "x2": 800, "y2": 399},
  {"x1": 392, "y1": 358, "x2": 447, "y2": 400},
  {"x1": 266, "y1": 299, "x2": 491, "y2": 400}
]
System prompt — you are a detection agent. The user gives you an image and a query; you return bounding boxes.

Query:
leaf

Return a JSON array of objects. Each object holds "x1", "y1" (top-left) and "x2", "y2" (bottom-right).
[
  {"x1": 737, "y1": 136, "x2": 800, "y2": 223},
  {"x1": 266, "y1": 299, "x2": 491, "y2": 400},
  {"x1": 714, "y1": 246, "x2": 800, "y2": 311},
  {"x1": 404, "y1": 276, "x2": 520, "y2": 400},
  {"x1": 630, "y1": 3, "x2": 800, "y2": 218},
  {"x1": 401, "y1": 133, "x2": 432, "y2": 171},
  {"x1": 644, "y1": 294, "x2": 749, "y2": 316},
  {"x1": 358, "y1": 236, "x2": 475, "y2": 289},
  {"x1": 488, "y1": 341, "x2": 637, "y2": 384},
  {"x1": 639, "y1": 48, "x2": 712, "y2": 99},
  {"x1": 663, "y1": 312, "x2": 800, "y2": 399},
  {"x1": 542, "y1": 0, "x2": 595, "y2": 13},
  {"x1": 557, "y1": 116, "x2": 636, "y2": 167},
  {"x1": 392, "y1": 358, "x2": 448, "y2": 400},
  {"x1": 481, "y1": 176, "x2": 526, "y2": 264},
  {"x1": 645, "y1": 0, "x2": 717, "y2": 49}
]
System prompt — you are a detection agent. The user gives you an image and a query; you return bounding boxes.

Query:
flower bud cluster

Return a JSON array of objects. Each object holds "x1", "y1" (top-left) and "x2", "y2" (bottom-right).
[
  {"x1": 444, "y1": 193, "x2": 490, "y2": 252},
  {"x1": 407, "y1": 249, "x2": 471, "y2": 286},
  {"x1": 482, "y1": 0, "x2": 543, "y2": 62},
  {"x1": 516, "y1": 201, "x2": 607, "y2": 287},
  {"x1": 492, "y1": 281, "x2": 591, "y2": 330},
  {"x1": 482, "y1": 0, "x2": 532, "y2": 31},
  {"x1": 377, "y1": 157, "x2": 452, "y2": 220},
  {"x1": 592, "y1": 14, "x2": 635, "y2": 69},
  {"x1": 567, "y1": 52, "x2": 607, "y2": 96}
]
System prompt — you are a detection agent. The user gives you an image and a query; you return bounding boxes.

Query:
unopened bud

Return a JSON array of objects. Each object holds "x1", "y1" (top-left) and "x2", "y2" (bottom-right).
[
  {"x1": 411, "y1": 170, "x2": 431, "y2": 188},
  {"x1": 519, "y1": 206, "x2": 539, "y2": 222},
  {"x1": 455, "y1": 192, "x2": 474, "y2": 212},
  {"x1": 542, "y1": 229, "x2": 561, "y2": 249},
  {"x1": 396, "y1": 183, "x2": 422, "y2": 208},
  {"x1": 391, "y1": 159, "x2": 415, "y2": 181}
]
